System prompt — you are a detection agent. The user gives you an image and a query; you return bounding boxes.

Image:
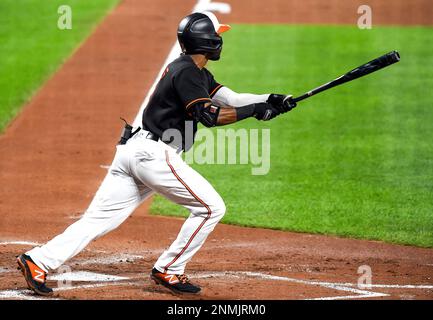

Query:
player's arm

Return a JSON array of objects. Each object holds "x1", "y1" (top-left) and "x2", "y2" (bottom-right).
[
  {"x1": 178, "y1": 67, "x2": 295, "y2": 127},
  {"x1": 216, "y1": 103, "x2": 276, "y2": 125},
  {"x1": 212, "y1": 86, "x2": 270, "y2": 107},
  {"x1": 190, "y1": 99, "x2": 296, "y2": 128},
  {"x1": 212, "y1": 86, "x2": 292, "y2": 110},
  {"x1": 208, "y1": 85, "x2": 296, "y2": 125},
  {"x1": 206, "y1": 69, "x2": 296, "y2": 120}
]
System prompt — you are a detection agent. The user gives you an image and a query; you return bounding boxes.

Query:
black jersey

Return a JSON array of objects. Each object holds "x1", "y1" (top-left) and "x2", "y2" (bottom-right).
[{"x1": 142, "y1": 55, "x2": 222, "y2": 150}]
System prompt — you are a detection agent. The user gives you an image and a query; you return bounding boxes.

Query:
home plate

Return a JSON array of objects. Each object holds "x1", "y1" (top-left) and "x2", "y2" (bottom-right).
[{"x1": 48, "y1": 271, "x2": 128, "y2": 282}]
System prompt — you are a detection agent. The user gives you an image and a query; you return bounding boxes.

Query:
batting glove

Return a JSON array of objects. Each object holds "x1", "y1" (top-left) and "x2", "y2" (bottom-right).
[{"x1": 267, "y1": 94, "x2": 297, "y2": 113}]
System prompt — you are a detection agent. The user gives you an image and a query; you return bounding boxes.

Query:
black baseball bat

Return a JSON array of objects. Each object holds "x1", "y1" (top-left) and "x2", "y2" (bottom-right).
[{"x1": 287, "y1": 50, "x2": 400, "y2": 105}]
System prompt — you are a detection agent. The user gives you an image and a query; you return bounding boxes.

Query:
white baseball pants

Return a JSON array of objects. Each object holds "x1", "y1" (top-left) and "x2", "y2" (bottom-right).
[{"x1": 27, "y1": 130, "x2": 226, "y2": 275}]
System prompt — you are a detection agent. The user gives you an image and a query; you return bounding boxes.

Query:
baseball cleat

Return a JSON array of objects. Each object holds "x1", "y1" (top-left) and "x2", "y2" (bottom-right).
[
  {"x1": 16, "y1": 254, "x2": 53, "y2": 296},
  {"x1": 150, "y1": 268, "x2": 201, "y2": 294}
]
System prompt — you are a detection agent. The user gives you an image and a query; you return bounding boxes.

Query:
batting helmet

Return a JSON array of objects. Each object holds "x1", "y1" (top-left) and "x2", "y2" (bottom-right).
[{"x1": 177, "y1": 11, "x2": 231, "y2": 61}]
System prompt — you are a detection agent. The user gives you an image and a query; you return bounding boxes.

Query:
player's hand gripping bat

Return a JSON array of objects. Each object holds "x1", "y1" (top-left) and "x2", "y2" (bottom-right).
[{"x1": 284, "y1": 50, "x2": 400, "y2": 108}]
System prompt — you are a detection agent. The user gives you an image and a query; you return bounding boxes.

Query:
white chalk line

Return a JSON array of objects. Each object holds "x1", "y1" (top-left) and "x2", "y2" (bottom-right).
[
  {"x1": 0, "y1": 267, "x2": 10, "y2": 274},
  {"x1": 195, "y1": 271, "x2": 433, "y2": 300},
  {"x1": 195, "y1": 271, "x2": 433, "y2": 290},
  {"x1": 54, "y1": 281, "x2": 142, "y2": 293},
  {"x1": 48, "y1": 271, "x2": 128, "y2": 282},
  {"x1": 0, "y1": 282, "x2": 142, "y2": 300},
  {"x1": 333, "y1": 283, "x2": 433, "y2": 290},
  {"x1": 195, "y1": 271, "x2": 387, "y2": 300},
  {"x1": 0, "y1": 241, "x2": 41, "y2": 246},
  {"x1": 0, "y1": 290, "x2": 59, "y2": 300}
]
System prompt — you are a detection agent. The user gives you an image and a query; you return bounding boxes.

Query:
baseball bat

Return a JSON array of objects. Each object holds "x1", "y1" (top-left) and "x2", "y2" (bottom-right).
[{"x1": 287, "y1": 50, "x2": 400, "y2": 105}]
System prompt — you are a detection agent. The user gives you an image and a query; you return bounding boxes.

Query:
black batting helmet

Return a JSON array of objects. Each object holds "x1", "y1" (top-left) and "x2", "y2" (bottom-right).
[{"x1": 177, "y1": 11, "x2": 231, "y2": 61}]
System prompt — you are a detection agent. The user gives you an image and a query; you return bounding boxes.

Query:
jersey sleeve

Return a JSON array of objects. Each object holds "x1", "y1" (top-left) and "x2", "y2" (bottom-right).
[
  {"x1": 173, "y1": 66, "x2": 212, "y2": 110},
  {"x1": 204, "y1": 68, "x2": 224, "y2": 98}
]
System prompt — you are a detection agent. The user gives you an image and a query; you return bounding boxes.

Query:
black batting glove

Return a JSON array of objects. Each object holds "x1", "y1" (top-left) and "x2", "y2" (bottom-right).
[
  {"x1": 267, "y1": 94, "x2": 297, "y2": 113},
  {"x1": 253, "y1": 102, "x2": 281, "y2": 121}
]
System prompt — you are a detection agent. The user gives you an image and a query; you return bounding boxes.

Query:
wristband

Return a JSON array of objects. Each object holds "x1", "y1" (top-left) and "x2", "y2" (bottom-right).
[{"x1": 235, "y1": 104, "x2": 256, "y2": 121}]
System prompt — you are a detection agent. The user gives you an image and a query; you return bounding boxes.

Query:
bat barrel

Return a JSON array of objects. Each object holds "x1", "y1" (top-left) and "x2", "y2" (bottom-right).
[
  {"x1": 290, "y1": 50, "x2": 400, "y2": 104},
  {"x1": 377, "y1": 50, "x2": 400, "y2": 67},
  {"x1": 386, "y1": 50, "x2": 400, "y2": 63}
]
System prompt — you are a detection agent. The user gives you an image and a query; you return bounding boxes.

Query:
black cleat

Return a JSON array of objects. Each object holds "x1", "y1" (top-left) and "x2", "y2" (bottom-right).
[
  {"x1": 150, "y1": 268, "x2": 201, "y2": 294},
  {"x1": 16, "y1": 254, "x2": 53, "y2": 296}
]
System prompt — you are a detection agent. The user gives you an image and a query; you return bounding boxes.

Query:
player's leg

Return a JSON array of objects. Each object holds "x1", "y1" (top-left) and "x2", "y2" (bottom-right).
[
  {"x1": 130, "y1": 143, "x2": 226, "y2": 277},
  {"x1": 24, "y1": 145, "x2": 151, "y2": 273}
]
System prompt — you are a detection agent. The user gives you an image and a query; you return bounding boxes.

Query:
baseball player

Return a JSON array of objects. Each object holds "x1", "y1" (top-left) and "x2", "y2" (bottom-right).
[{"x1": 16, "y1": 11, "x2": 296, "y2": 296}]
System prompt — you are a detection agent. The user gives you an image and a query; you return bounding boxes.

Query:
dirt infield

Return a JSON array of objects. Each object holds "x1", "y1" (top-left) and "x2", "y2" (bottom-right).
[
  {"x1": 226, "y1": 0, "x2": 433, "y2": 25},
  {"x1": 1, "y1": 0, "x2": 432, "y2": 300}
]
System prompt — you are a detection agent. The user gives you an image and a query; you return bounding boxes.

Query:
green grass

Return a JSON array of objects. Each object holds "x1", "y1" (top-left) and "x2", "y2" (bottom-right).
[
  {"x1": 0, "y1": 0, "x2": 119, "y2": 131},
  {"x1": 151, "y1": 25, "x2": 433, "y2": 247}
]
